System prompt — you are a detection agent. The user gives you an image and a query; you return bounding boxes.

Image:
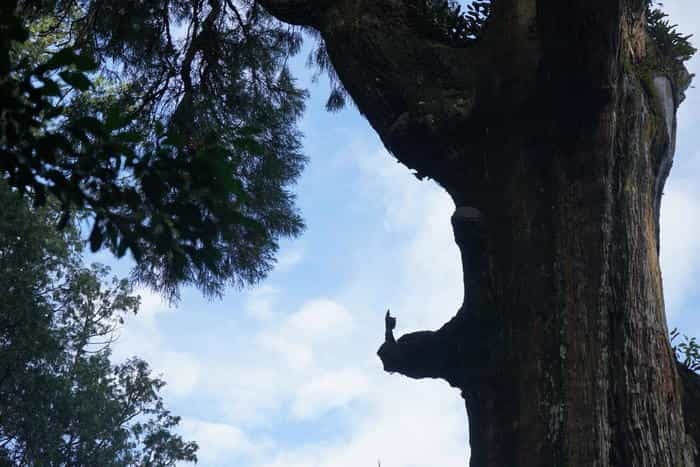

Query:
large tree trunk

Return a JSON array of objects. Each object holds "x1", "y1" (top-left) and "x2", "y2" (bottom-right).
[{"x1": 261, "y1": 0, "x2": 700, "y2": 465}]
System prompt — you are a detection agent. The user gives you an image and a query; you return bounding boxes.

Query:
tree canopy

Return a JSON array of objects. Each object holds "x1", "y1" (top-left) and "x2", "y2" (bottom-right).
[
  {"x1": 0, "y1": 181, "x2": 198, "y2": 465},
  {"x1": 2, "y1": 0, "x2": 306, "y2": 299}
]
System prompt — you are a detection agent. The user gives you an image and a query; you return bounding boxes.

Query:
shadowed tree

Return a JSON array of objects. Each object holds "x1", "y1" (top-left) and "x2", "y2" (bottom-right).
[
  {"x1": 257, "y1": 0, "x2": 700, "y2": 465},
  {"x1": 0, "y1": 182, "x2": 198, "y2": 465},
  {"x1": 2, "y1": 0, "x2": 307, "y2": 299}
]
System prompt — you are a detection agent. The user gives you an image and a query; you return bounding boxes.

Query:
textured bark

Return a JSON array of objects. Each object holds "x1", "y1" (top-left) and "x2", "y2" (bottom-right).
[
  {"x1": 261, "y1": 0, "x2": 698, "y2": 465},
  {"x1": 680, "y1": 363, "x2": 700, "y2": 465}
]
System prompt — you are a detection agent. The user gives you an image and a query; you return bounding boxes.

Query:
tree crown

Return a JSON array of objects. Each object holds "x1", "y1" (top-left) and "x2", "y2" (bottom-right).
[{"x1": 2, "y1": 0, "x2": 307, "y2": 299}]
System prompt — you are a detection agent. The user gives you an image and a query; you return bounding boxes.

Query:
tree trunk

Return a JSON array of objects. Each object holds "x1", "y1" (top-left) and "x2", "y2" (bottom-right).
[{"x1": 260, "y1": 0, "x2": 700, "y2": 465}]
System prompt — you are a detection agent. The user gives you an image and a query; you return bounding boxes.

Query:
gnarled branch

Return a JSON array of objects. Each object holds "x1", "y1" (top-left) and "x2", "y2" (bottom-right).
[
  {"x1": 377, "y1": 310, "x2": 472, "y2": 389},
  {"x1": 260, "y1": 0, "x2": 494, "y2": 193}
]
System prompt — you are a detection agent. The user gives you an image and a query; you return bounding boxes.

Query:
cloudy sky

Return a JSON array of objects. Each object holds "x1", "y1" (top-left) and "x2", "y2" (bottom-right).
[{"x1": 97, "y1": 2, "x2": 700, "y2": 465}]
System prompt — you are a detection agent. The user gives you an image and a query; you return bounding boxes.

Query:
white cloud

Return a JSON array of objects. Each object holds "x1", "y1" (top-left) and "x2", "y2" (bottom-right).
[
  {"x1": 349, "y1": 143, "x2": 463, "y2": 331},
  {"x1": 263, "y1": 379, "x2": 468, "y2": 467},
  {"x1": 353, "y1": 143, "x2": 438, "y2": 232},
  {"x1": 180, "y1": 419, "x2": 261, "y2": 465},
  {"x1": 134, "y1": 287, "x2": 174, "y2": 324},
  {"x1": 111, "y1": 288, "x2": 201, "y2": 398},
  {"x1": 276, "y1": 247, "x2": 305, "y2": 271},
  {"x1": 259, "y1": 331, "x2": 315, "y2": 370},
  {"x1": 245, "y1": 285, "x2": 280, "y2": 321},
  {"x1": 177, "y1": 296, "x2": 362, "y2": 426},
  {"x1": 113, "y1": 335, "x2": 201, "y2": 399},
  {"x1": 250, "y1": 140, "x2": 468, "y2": 466},
  {"x1": 660, "y1": 159, "x2": 700, "y2": 315},
  {"x1": 287, "y1": 298, "x2": 354, "y2": 340},
  {"x1": 257, "y1": 298, "x2": 354, "y2": 371},
  {"x1": 157, "y1": 351, "x2": 202, "y2": 397},
  {"x1": 204, "y1": 365, "x2": 291, "y2": 426},
  {"x1": 291, "y1": 368, "x2": 369, "y2": 419}
]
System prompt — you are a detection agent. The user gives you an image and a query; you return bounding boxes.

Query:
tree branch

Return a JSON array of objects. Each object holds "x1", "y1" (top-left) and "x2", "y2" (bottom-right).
[
  {"x1": 377, "y1": 209, "x2": 489, "y2": 390},
  {"x1": 260, "y1": 0, "x2": 649, "y2": 208},
  {"x1": 377, "y1": 310, "x2": 471, "y2": 389},
  {"x1": 260, "y1": 0, "x2": 488, "y2": 192}
]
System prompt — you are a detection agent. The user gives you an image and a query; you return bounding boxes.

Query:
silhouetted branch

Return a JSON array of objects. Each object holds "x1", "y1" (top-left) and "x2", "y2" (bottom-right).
[
  {"x1": 377, "y1": 311, "x2": 470, "y2": 388},
  {"x1": 260, "y1": 0, "x2": 484, "y2": 190}
]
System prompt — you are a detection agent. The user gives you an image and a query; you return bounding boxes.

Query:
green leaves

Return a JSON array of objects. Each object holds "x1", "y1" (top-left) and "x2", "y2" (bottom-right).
[
  {"x1": 0, "y1": 184, "x2": 198, "y2": 465},
  {"x1": 672, "y1": 328, "x2": 700, "y2": 373},
  {"x1": 325, "y1": 87, "x2": 346, "y2": 112},
  {"x1": 3, "y1": 0, "x2": 308, "y2": 300},
  {"x1": 647, "y1": 2, "x2": 696, "y2": 69}
]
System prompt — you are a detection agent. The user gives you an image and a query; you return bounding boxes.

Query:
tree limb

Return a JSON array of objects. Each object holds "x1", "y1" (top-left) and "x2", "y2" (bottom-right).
[
  {"x1": 260, "y1": 0, "x2": 489, "y2": 192},
  {"x1": 377, "y1": 310, "x2": 472, "y2": 389}
]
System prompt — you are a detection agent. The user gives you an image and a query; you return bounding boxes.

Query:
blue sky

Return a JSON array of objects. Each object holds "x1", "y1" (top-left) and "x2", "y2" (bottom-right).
[{"x1": 96, "y1": 1, "x2": 700, "y2": 465}]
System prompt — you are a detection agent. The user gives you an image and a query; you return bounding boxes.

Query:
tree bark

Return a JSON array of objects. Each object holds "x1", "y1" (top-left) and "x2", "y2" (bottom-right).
[{"x1": 261, "y1": 0, "x2": 699, "y2": 465}]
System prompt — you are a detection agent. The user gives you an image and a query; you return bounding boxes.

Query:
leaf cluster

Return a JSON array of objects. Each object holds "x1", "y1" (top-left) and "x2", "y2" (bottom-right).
[
  {"x1": 2, "y1": 0, "x2": 308, "y2": 299},
  {"x1": 0, "y1": 182, "x2": 197, "y2": 466},
  {"x1": 304, "y1": 30, "x2": 348, "y2": 112},
  {"x1": 646, "y1": 4, "x2": 696, "y2": 64},
  {"x1": 672, "y1": 328, "x2": 700, "y2": 373},
  {"x1": 415, "y1": 0, "x2": 492, "y2": 48}
]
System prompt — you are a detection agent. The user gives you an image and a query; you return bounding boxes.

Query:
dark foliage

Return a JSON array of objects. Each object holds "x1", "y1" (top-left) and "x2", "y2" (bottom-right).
[
  {"x1": 304, "y1": 31, "x2": 348, "y2": 112},
  {"x1": 416, "y1": 0, "x2": 492, "y2": 48},
  {"x1": 672, "y1": 328, "x2": 700, "y2": 373},
  {"x1": 0, "y1": 182, "x2": 197, "y2": 465},
  {"x1": 1, "y1": 0, "x2": 307, "y2": 299},
  {"x1": 646, "y1": 3, "x2": 696, "y2": 65}
]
